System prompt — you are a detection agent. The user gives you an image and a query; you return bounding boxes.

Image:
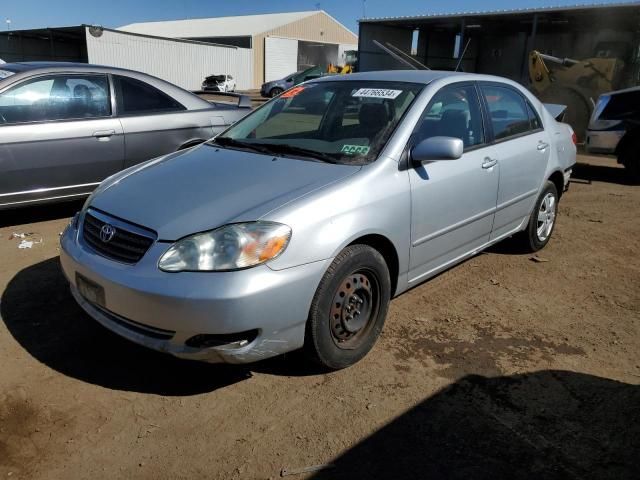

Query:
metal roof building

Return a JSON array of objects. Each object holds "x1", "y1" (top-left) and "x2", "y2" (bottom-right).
[
  {"x1": 358, "y1": 2, "x2": 640, "y2": 83},
  {"x1": 0, "y1": 25, "x2": 253, "y2": 90},
  {"x1": 120, "y1": 10, "x2": 359, "y2": 88}
]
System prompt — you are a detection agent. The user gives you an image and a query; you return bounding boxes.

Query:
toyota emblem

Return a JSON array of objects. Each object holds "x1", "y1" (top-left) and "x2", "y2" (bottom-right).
[{"x1": 100, "y1": 224, "x2": 116, "y2": 242}]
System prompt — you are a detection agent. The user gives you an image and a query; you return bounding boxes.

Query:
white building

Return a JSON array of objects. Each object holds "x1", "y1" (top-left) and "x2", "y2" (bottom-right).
[
  {"x1": 0, "y1": 25, "x2": 253, "y2": 90},
  {"x1": 120, "y1": 10, "x2": 358, "y2": 88}
]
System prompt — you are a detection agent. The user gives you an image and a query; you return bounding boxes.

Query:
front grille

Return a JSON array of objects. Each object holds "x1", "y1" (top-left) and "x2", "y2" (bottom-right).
[{"x1": 82, "y1": 210, "x2": 155, "y2": 264}]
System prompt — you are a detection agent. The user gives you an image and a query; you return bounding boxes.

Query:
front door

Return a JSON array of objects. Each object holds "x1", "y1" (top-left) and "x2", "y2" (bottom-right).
[
  {"x1": 408, "y1": 83, "x2": 499, "y2": 285},
  {"x1": 0, "y1": 73, "x2": 123, "y2": 207}
]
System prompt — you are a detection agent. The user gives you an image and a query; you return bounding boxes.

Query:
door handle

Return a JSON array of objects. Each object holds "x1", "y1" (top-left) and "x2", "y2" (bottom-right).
[
  {"x1": 482, "y1": 157, "x2": 498, "y2": 169},
  {"x1": 93, "y1": 129, "x2": 115, "y2": 138},
  {"x1": 537, "y1": 141, "x2": 549, "y2": 151}
]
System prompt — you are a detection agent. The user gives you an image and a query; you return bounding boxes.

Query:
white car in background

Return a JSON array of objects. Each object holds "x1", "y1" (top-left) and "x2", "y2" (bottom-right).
[{"x1": 202, "y1": 74, "x2": 236, "y2": 93}]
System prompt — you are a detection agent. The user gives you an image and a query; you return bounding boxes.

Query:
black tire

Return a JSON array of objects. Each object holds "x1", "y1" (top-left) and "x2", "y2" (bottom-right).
[
  {"x1": 619, "y1": 140, "x2": 640, "y2": 184},
  {"x1": 518, "y1": 180, "x2": 559, "y2": 252},
  {"x1": 269, "y1": 87, "x2": 283, "y2": 97},
  {"x1": 304, "y1": 245, "x2": 391, "y2": 370}
]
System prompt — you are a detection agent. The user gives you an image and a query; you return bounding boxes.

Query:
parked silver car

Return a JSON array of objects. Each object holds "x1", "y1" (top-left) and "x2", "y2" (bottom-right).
[
  {"x1": 60, "y1": 71, "x2": 576, "y2": 369},
  {"x1": 0, "y1": 62, "x2": 250, "y2": 209}
]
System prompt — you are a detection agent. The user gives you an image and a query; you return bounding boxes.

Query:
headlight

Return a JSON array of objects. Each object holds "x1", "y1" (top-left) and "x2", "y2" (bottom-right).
[{"x1": 158, "y1": 222, "x2": 291, "y2": 272}]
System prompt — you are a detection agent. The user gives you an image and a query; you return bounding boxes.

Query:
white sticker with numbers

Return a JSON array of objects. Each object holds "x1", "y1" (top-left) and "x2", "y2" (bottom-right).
[{"x1": 352, "y1": 88, "x2": 402, "y2": 99}]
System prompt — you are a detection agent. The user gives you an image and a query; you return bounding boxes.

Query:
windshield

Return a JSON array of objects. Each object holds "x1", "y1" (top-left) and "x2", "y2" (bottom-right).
[{"x1": 212, "y1": 81, "x2": 423, "y2": 164}]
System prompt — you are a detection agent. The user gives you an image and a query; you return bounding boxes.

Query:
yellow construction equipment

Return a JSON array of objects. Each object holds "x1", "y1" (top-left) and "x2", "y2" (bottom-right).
[
  {"x1": 528, "y1": 49, "x2": 627, "y2": 140},
  {"x1": 327, "y1": 50, "x2": 358, "y2": 75},
  {"x1": 327, "y1": 63, "x2": 354, "y2": 74}
]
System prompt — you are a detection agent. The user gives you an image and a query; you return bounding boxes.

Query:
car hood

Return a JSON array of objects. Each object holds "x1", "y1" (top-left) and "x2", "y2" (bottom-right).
[{"x1": 89, "y1": 144, "x2": 361, "y2": 240}]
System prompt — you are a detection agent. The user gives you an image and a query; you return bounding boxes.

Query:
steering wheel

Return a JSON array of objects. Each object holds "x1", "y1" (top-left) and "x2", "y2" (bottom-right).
[{"x1": 0, "y1": 112, "x2": 6, "y2": 124}]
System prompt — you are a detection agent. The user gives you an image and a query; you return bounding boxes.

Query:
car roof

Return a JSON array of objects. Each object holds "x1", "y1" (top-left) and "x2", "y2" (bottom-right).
[
  {"x1": 310, "y1": 70, "x2": 468, "y2": 84},
  {"x1": 0, "y1": 62, "x2": 213, "y2": 110},
  {"x1": 1, "y1": 61, "x2": 144, "y2": 75}
]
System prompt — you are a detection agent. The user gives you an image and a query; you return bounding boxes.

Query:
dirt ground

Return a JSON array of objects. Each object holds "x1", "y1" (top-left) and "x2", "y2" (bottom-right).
[{"x1": 0, "y1": 154, "x2": 638, "y2": 479}]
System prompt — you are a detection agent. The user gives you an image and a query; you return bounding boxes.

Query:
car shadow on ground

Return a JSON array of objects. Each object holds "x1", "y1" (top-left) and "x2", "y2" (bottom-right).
[
  {"x1": 0, "y1": 200, "x2": 84, "y2": 228},
  {"x1": 311, "y1": 370, "x2": 640, "y2": 480},
  {"x1": 0, "y1": 257, "x2": 322, "y2": 396},
  {"x1": 571, "y1": 160, "x2": 634, "y2": 186}
]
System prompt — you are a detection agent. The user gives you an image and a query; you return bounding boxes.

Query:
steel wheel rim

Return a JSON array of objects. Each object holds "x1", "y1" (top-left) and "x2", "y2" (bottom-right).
[
  {"x1": 330, "y1": 269, "x2": 380, "y2": 350},
  {"x1": 536, "y1": 192, "x2": 557, "y2": 242}
]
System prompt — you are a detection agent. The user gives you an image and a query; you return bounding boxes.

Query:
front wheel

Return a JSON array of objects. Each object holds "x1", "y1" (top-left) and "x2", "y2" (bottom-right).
[
  {"x1": 269, "y1": 87, "x2": 283, "y2": 97},
  {"x1": 304, "y1": 245, "x2": 391, "y2": 370},
  {"x1": 518, "y1": 180, "x2": 559, "y2": 252}
]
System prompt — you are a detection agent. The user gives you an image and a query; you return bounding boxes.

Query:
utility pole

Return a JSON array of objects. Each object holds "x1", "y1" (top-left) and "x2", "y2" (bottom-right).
[{"x1": 362, "y1": 0, "x2": 367, "y2": 19}]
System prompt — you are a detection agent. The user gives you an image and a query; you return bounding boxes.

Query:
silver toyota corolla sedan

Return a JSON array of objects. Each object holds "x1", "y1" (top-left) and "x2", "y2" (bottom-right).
[
  {"x1": 0, "y1": 62, "x2": 250, "y2": 209},
  {"x1": 60, "y1": 70, "x2": 576, "y2": 369}
]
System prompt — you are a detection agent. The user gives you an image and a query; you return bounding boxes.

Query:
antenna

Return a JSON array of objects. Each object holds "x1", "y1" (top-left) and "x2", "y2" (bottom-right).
[
  {"x1": 5, "y1": 19, "x2": 11, "y2": 31},
  {"x1": 362, "y1": 0, "x2": 367, "y2": 18},
  {"x1": 455, "y1": 39, "x2": 471, "y2": 72}
]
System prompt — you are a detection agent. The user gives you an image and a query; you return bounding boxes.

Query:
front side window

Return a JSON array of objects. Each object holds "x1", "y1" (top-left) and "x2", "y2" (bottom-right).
[
  {"x1": 481, "y1": 85, "x2": 532, "y2": 140},
  {"x1": 115, "y1": 76, "x2": 184, "y2": 115},
  {"x1": 0, "y1": 74, "x2": 110, "y2": 124},
  {"x1": 413, "y1": 84, "x2": 485, "y2": 149},
  {"x1": 213, "y1": 81, "x2": 423, "y2": 164}
]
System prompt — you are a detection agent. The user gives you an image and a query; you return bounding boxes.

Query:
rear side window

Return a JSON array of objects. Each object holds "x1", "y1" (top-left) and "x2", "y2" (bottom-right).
[
  {"x1": 527, "y1": 102, "x2": 542, "y2": 130},
  {"x1": 115, "y1": 76, "x2": 184, "y2": 115},
  {"x1": 0, "y1": 74, "x2": 110, "y2": 124},
  {"x1": 481, "y1": 85, "x2": 533, "y2": 141}
]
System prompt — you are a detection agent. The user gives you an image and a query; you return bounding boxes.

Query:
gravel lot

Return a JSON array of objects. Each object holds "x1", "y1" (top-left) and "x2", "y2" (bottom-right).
[{"x1": 1, "y1": 154, "x2": 638, "y2": 479}]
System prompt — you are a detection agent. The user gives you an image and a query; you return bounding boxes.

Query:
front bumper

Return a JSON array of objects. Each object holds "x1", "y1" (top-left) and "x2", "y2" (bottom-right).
[{"x1": 59, "y1": 219, "x2": 329, "y2": 363}]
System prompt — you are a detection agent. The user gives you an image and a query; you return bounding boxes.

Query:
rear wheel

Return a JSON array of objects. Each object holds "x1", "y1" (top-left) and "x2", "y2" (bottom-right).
[
  {"x1": 518, "y1": 181, "x2": 559, "y2": 252},
  {"x1": 269, "y1": 87, "x2": 283, "y2": 97},
  {"x1": 304, "y1": 245, "x2": 391, "y2": 370}
]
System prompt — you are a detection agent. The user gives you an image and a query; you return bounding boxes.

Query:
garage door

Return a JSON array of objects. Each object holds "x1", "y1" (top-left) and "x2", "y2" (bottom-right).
[{"x1": 265, "y1": 37, "x2": 298, "y2": 82}]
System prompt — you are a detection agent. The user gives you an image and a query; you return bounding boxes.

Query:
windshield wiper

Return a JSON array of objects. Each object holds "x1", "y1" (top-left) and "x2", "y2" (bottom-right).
[
  {"x1": 212, "y1": 136, "x2": 274, "y2": 155},
  {"x1": 249, "y1": 143, "x2": 341, "y2": 164}
]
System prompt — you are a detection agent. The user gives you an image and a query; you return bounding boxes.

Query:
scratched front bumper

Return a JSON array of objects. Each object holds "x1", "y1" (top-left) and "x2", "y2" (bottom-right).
[{"x1": 60, "y1": 219, "x2": 329, "y2": 364}]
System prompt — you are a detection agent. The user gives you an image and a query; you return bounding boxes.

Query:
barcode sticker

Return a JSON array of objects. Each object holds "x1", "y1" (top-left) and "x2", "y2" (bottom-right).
[{"x1": 352, "y1": 88, "x2": 402, "y2": 99}]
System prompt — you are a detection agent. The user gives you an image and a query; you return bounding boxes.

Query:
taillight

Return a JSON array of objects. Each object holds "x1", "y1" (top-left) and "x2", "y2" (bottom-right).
[{"x1": 571, "y1": 132, "x2": 577, "y2": 145}]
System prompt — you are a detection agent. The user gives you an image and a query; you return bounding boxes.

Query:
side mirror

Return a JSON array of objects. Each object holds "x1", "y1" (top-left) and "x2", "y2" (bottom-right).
[{"x1": 411, "y1": 136, "x2": 463, "y2": 163}]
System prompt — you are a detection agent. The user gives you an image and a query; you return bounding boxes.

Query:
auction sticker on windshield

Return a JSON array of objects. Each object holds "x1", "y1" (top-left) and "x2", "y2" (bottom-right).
[
  {"x1": 352, "y1": 88, "x2": 402, "y2": 99},
  {"x1": 341, "y1": 144, "x2": 370, "y2": 155}
]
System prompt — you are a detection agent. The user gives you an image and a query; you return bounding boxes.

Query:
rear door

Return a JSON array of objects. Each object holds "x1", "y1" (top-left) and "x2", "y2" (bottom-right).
[
  {"x1": 0, "y1": 73, "x2": 123, "y2": 206},
  {"x1": 478, "y1": 83, "x2": 552, "y2": 240},
  {"x1": 113, "y1": 75, "x2": 216, "y2": 168}
]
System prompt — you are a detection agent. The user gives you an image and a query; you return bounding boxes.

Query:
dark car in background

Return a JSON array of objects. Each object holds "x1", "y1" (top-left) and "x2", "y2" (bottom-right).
[
  {"x1": 0, "y1": 62, "x2": 250, "y2": 209},
  {"x1": 260, "y1": 66, "x2": 325, "y2": 97},
  {"x1": 585, "y1": 86, "x2": 640, "y2": 181}
]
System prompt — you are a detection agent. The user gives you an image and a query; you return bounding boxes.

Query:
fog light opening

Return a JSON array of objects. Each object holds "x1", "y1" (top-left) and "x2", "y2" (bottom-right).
[{"x1": 185, "y1": 329, "x2": 259, "y2": 349}]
